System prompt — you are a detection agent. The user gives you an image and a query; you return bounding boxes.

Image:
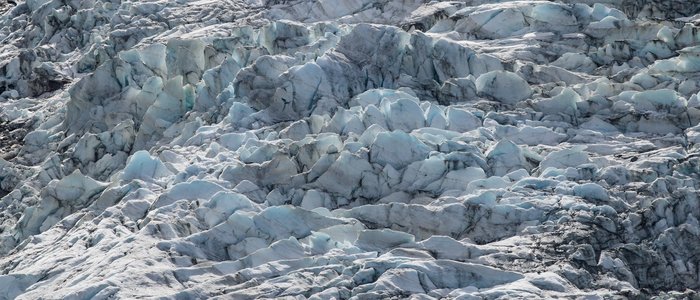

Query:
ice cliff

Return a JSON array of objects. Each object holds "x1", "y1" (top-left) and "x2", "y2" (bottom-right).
[{"x1": 1, "y1": 0, "x2": 700, "y2": 298}]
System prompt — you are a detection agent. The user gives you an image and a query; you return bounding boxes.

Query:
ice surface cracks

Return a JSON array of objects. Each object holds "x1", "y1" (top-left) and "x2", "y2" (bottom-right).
[{"x1": 0, "y1": 0, "x2": 699, "y2": 299}]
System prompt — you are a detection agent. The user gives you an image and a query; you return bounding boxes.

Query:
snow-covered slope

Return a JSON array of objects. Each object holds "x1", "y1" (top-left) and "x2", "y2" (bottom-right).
[{"x1": 1, "y1": 0, "x2": 700, "y2": 298}]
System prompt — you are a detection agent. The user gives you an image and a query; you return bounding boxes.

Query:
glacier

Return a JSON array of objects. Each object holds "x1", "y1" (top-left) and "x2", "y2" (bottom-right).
[{"x1": 0, "y1": 0, "x2": 700, "y2": 298}]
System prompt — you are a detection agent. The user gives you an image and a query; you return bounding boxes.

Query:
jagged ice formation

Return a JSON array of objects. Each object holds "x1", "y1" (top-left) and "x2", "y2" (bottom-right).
[{"x1": 1, "y1": 0, "x2": 700, "y2": 298}]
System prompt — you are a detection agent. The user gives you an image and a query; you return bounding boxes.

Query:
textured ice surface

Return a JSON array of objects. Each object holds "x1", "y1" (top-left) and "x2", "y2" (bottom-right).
[{"x1": 0, "y1": 0, "x2": 700, "y2": 299}]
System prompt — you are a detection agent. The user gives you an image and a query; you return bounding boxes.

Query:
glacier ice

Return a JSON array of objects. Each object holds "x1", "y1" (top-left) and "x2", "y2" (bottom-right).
[
  {"x1": 475, "y1": 70, "x2": 532, "y2": 104},
  {"x1": 0, "y1": 0, "x2": 699, "y2": 299}
]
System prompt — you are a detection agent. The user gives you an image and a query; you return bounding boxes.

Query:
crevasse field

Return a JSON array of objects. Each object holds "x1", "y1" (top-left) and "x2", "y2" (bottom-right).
[{"x1": 0, "y1": 0, "x2": 699, "y2": 298}]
